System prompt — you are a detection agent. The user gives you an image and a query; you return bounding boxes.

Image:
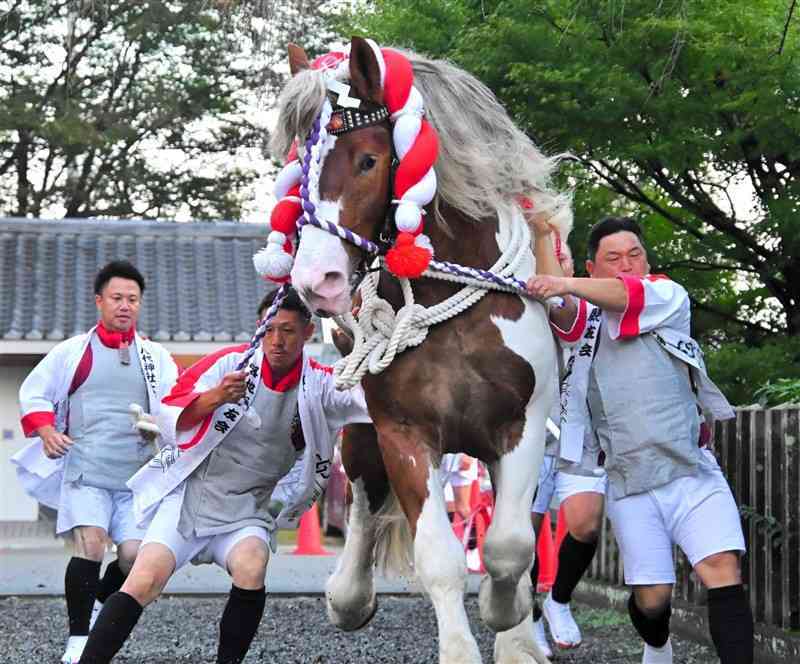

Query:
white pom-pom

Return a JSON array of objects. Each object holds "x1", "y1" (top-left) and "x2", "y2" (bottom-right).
[
  {"x1": 268, "y1": 230, "x2": 287, "y2": 246},
  {"x1": 395, "y1": 200, "x2": 424, "y2": 233},
  {"x1": 414, "y1": 234, "x2": 434, "y2": 254},
  {"x1": 253, "y1": 244, "x2": 294, "y2": 279}
]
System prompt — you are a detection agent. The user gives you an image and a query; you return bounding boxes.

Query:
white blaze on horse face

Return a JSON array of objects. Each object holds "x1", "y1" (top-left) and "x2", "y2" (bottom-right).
[
  {"x1": 414, "y1": 462, "x2": 482, "y2": 664},
  {"x1": 290, "y1": 201, "x2": 352, "y2": 316}
]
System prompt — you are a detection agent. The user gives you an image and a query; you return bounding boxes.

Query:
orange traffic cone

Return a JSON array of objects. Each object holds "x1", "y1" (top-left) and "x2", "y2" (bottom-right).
[
  {"x1": 535, "y1": 511, "x2": 556, "y2": 591},
  {"x1": 292, "y1": 503, "x2": 331, "y2": 555},
  {"x1": 467, "y1": 480, "x2": 490, "y2": 573}
]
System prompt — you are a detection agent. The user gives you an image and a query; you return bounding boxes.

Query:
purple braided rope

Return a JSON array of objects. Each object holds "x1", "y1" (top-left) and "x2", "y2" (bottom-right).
[
  {"x1": 429, "y1": 259, "x2": 527, "y2": 293},
  {"x1": 235, "y1": 283, "x2": 289, "y2": 374}
]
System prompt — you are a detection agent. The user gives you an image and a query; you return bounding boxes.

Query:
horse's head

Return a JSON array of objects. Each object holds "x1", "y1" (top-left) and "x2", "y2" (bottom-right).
[{"x1": 285, "y1": 38, "x2": 395, "y2": 317}]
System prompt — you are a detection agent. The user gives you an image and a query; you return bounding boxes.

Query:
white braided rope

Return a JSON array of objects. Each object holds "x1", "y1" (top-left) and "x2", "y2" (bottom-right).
[{"x1": 333, "y1": 212, "x2": 533, "y2": 389}]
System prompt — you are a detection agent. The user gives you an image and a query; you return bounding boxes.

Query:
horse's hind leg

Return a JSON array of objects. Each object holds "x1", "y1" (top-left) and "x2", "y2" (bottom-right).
[
  {"x1": 326, "y1": 424, "x2": 388, "y2": 631},
  {"x1": 479, "y1": 390, "x2": 550, "y2": 644},
  {"x1": 378, "y1": 425, "x2": 482, "y2": 664}
]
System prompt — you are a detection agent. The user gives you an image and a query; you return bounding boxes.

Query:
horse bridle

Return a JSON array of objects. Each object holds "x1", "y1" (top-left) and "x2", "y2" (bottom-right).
[{"x1": 324, "y1": 96, "x2": 401, "y2": 292}]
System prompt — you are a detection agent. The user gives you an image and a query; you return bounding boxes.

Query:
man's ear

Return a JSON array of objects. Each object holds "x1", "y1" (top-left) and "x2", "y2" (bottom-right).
[
  {"x1": 348, "y1": 36, "x2": 383, "y2": 104},
  {"x1": 288, "y1": 43, "x2": 311, "y2": 76},
  {"x1": 586, "y1": 259, "x2": 595, "y2": 277},
  {"x1": 304, "y1": 321, "x2": 315, "y2": 342}
]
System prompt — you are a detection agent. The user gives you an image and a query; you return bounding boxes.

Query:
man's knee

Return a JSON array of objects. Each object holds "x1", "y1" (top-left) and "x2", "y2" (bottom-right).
[
  {"x1": 120, "y1": 544, "x2": 174, "y2": 606},
  {"x1": 695, "y1": 550, "x2": 742, "y2": 588},
  {"x1": 228, "y1": 540, "x2": 269, "y2": 589},
  {"x1": 562, "y1": 492, "x2": 604, "y2": 543},
  {"x1": 633, "y1": 585, "x2": 673, "y2": 617},
  {"x1": 116, "y1": 540, "x2": 141, "y2": 575},
  {"x1": 568, "y1": 520, "x2": 600, "y2": 543},
  {"x1": 122, "y1": 566, "x2": 167, "y2": 606},
  {"x1": 629, "y1": 589, "x2": 672, "y2": 647},
  {"x1": 73, "y1": 526, "x2": 109, "y2": 561}
]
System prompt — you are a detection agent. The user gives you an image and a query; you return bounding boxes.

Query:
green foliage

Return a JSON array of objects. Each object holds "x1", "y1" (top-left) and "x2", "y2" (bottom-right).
[
  {"x1": 335, "y1": 0, "x2": 800, "y2": 341},
  {"x1": 0, "y1": 0, "x2": 299, "y2": 220},
  {"x1": 705, "y1": 336, "x2": 800, "y2": 405},
  {"x1": 754, "y1": 378, "x2": 800, "y2": 407}
]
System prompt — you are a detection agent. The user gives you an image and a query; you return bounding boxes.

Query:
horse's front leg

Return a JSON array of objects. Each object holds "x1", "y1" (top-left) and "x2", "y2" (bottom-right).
[
  {"x1": 480, "y1": 393, "x2": 552, "y2": 664},
  {"x1": 378, "y1": 424, "x2": 483, "y2": 664},
  {"x1": 326, "y1": 424, "x2": 387, "y2": 631}
]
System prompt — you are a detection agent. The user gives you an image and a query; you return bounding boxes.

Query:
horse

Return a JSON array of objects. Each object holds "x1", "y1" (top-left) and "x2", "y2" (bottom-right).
[{"x1": 270, "y1": 37, "x2": 572, "y2": 664}]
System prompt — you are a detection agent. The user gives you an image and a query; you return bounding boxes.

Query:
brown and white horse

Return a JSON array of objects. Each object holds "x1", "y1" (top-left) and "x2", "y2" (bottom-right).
[{"x1": 273, "y1": 37, "x2": 571, "y2": 664}]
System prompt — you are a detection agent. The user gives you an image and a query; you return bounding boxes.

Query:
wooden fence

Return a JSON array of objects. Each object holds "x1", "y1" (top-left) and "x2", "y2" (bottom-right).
[{"x1": 584, "y1": 406, "x2": 800, "y2": 631}]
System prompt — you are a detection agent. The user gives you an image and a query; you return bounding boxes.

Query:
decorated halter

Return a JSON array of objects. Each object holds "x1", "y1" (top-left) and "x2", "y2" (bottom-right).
[{"x1": 254, "y1": 41, "x2": 440, "y2": 283}]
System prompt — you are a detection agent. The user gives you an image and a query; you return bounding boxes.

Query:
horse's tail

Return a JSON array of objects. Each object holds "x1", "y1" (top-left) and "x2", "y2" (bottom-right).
[{"x1": 373, "y1": 487, "x2": 415, "y2": 578}]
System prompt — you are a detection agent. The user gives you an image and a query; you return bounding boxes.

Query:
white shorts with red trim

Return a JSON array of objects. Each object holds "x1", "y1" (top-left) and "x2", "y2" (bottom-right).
[
  {"x1": 606, "y1": 449, "x2": 745, "y2": 585},
  {"x1": 141, "y1": 486, "x2": 269, "y2": 571},
  {"x1": 56, "y1": 480, "x2": 146, "y2": 544}
]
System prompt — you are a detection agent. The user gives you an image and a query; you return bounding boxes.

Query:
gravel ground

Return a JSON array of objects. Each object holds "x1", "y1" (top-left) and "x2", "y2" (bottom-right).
[{"x1": 0, "y1": 595, "x2": 717, "y2": 663}]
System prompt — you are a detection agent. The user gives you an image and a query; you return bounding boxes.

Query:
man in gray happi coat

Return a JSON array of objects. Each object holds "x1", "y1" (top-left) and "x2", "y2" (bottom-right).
[{"x1": 527, "y1": 217, "x2": 752, "y2": 664}]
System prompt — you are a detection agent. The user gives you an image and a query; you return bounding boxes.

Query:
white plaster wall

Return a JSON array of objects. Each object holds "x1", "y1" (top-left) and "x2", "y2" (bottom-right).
[{"x1": 0, "y1": 362, "x2": 38, "y2": 521}]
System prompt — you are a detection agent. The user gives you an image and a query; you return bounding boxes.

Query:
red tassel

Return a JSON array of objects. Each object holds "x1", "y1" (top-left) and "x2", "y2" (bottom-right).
[{"x1": 385, "y1": 232, "x2": 432, "y2": 278}]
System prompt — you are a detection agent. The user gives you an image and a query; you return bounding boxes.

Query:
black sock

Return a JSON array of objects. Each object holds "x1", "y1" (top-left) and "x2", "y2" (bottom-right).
[
  {"x1": 96, "y1": 560, "x2": 127, "y2": 604},
  {"x1": 466, "y1": 525, "x2": 478, "y2": 550},
  {"x1": 707, "y1": 584, "x2": 754, "y2": 664},
  {"x1": 628, "y1": 593, "x2": 671, "y2": 648},
  {"x1": 65, "y1": 557, "x2": 101, "y2": 636},
  {"x1": 78, "y1": 592, "x2": 143, "y2": 664},
  {"x1": 551, "y1": 533, "x2": 597, "y2": 603},
  {"x1": 217, "y1": 585, "x2": 266, "y2": 664}
]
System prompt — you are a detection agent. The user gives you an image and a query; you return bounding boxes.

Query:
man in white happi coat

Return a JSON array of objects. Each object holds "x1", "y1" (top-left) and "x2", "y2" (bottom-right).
[
  {"x1": 524, "y1": 219, "x2": 606, "y2": 656},
  {"x1": 78, "y1": 286, "x2": 371, "y2": 664},
  {"x1": 13, "y1": 261, "x2": 178, "y2": 664},
  {"x1": 526, "y1": 217, "x2": 752, "y2": 664}
]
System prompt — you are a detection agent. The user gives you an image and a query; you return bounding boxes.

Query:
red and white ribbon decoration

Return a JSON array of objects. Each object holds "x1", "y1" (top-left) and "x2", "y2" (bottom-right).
[{"x1": 254, "y1": 44, "x2": 440, "y2": 283}]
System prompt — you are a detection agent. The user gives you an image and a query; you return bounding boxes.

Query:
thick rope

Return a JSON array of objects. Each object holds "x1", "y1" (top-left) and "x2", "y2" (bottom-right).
[{"x1": 333, "y1": 213, "x2": 533, "y2": 389}]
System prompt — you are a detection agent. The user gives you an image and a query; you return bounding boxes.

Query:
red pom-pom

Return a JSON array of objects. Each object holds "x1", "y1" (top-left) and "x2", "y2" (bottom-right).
[
  {"x1": 270, "y1": 199, "x2": 301, "y2": 235},
  {"x1": 385, "y1": 232, "x2": 432, "y2": 279}
]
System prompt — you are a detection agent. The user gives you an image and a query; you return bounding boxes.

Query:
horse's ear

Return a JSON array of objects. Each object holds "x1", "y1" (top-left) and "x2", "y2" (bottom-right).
[
  {"x1": 348, "y1": 36, "x2": 383, "y2": 104},
  {"x1": 288, "y1": 43, "x2": 310, "y2": 76}
]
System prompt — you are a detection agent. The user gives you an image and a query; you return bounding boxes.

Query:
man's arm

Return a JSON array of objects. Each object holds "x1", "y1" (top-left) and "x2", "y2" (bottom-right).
[
  {"x1": 525, "y1": 208, "x2": 580, "y2": 330},
  {"x1": 176, "y1": 370, "x2": 247, "y2": 431},
  {"x1": 527, "y1": 276, "x2": 629, "y2": 313}
]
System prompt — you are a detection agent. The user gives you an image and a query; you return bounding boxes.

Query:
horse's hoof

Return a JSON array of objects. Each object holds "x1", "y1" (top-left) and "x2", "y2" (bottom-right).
[
  {"x1": 344, "y1": 596, "x2": 378, "y2": 632},
  {"x1": 328, "y1": 595, "x2": 378, "y2": 632},
  {"x1": 479, "y1": 575, "x2": 529, "y2": 632}
]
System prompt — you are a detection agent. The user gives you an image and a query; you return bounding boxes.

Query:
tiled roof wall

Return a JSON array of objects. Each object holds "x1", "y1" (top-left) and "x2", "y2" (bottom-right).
[{"x1": 0, "y1": 218, "x2": 299, "y2": 343}]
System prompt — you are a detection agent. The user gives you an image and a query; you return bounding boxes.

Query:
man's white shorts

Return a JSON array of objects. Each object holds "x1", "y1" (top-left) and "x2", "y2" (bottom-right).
[
  {"x1": 56, "y1": 480, "x2": 146, "y2": 544},
  {"x1": 531, "y1": 455, "x2": 608, "y2": 514},
  {"x1": 606, "y1": 450, "x2": 745, "y2": 586},
  {"x1": 141, "y1": 487, "x2": 269, "y2": 571}
]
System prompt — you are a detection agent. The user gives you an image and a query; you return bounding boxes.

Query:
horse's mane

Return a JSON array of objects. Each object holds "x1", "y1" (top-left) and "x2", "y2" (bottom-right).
[{"x1": 271, "y1": 48, "x2": 572, "y2": 238}]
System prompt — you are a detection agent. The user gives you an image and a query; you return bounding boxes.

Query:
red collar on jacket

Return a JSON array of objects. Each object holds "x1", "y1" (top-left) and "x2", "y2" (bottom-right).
[{"x1": 96, "y1": 321, "x2": 135, "y2": 348}]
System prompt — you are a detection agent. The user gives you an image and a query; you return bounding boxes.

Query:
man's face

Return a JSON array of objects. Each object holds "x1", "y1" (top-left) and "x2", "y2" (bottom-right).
[
  {"x1": 95, "y1": 277, "x2": 141, "y2": 332},
  {"x1": 586, "y1": 231, "x2": 649, "y2": 279},
  {"x1": 260, "y1": 308, "x2": 314, "y2": 374}
]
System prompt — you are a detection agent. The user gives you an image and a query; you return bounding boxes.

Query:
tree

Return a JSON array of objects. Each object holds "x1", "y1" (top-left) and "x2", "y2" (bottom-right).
[
  {"x1": 0, "y1": 0, "x2": 330, "y2": 220},
  {"x1": 336, "y1": 0, "x2": 800, "y2": 342}
]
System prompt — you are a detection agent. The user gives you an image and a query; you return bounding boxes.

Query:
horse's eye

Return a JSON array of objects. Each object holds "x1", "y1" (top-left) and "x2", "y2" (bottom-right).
[{"x1": 359, "y1": 155, "x2": 377, "y2": 173}]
